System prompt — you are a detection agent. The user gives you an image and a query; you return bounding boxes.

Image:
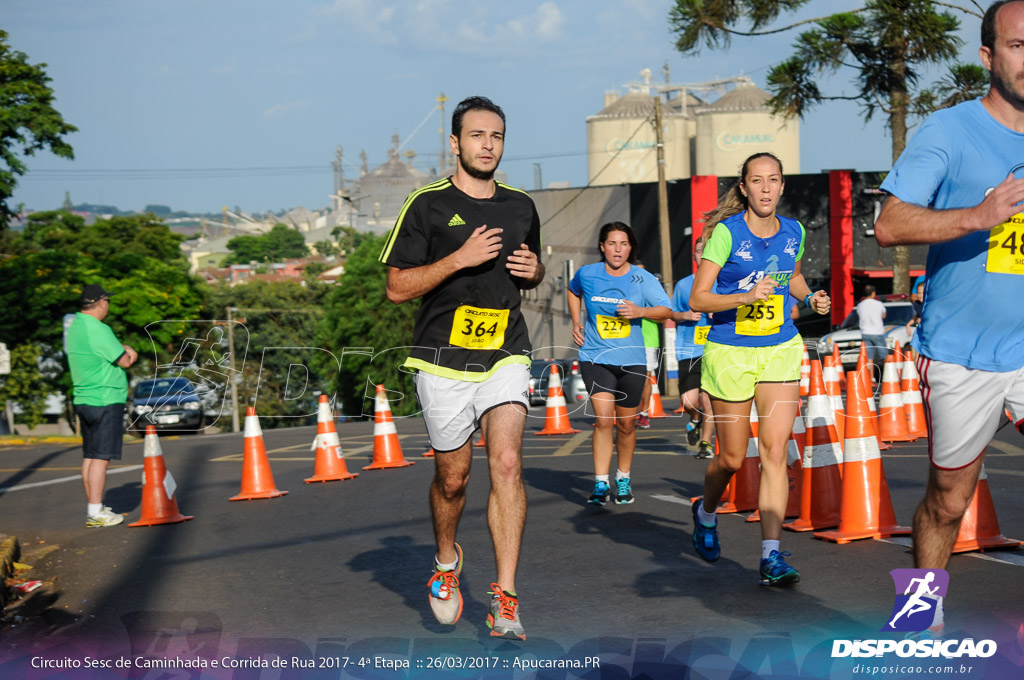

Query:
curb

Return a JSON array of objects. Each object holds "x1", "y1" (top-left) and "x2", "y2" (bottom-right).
[
  {"x1": 0, "y1": 534, "x2": 21, "y2": 608},
  {"x1": 0, "y1": 435, "x2": 143, "y2": 448}
]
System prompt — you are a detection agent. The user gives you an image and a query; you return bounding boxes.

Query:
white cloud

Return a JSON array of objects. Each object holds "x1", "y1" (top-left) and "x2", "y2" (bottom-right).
[
  {"x1": 454, "y1": 2, "x2": 565, "y2": 50},
  {"x1": 263, "y1": 100, "x2": 314, "y2": 120},
  {"x1": 534, "y1": 2, "x2": 565, "y2": 41},
  {"x1": 316, "y1": 0, "x2": 565, "y2": 54},
  {"x1": 319, "y1": 0, "x2": 398, "y2": 44}
]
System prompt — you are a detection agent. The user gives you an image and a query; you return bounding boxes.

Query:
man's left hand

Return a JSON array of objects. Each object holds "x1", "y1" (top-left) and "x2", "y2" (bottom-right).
[{"x1": 507, "y1": 244, "x2": 539, "y2": 280}]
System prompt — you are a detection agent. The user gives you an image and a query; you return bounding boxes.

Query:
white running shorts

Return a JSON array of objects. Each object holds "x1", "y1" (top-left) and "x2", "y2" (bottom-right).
[
  {"x1": 414, "y1": 362, "x2": 529, "y2": 452},
  {"x1": 918, "y1": 356, "x2": 1024, "y2": 470}
]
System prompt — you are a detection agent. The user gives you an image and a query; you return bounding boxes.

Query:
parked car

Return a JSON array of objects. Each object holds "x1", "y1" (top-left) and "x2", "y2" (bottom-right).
[
  {"x1": 562, "y1": 359, "x2": 590, "y2": 407},
  {"x1": 816, "y1": 295, "x2": 916, "y2": 370},
  {"x1": 128, "y1": 377, "x2": 205, "y2": 434}
]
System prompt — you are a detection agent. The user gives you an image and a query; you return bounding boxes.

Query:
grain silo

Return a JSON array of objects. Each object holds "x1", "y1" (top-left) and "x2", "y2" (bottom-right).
[
  {"x1": 694, "y1": 78, "x2": 800, "y2": 177},
  {"x1": 586, "y1": 86, "x2": 693, "y2": 186}
]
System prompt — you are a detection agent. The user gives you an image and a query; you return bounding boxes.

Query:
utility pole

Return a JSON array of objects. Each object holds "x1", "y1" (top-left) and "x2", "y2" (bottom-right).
[
  {"x1": 653, "y1": 96, "x2": 673, "y2": 296},
  {"x1": 438, "y1": 93, "x2": 449, "y2": 175},
  {"x1": 227, "y1": 306, "x2": 239, "y2": 433}
]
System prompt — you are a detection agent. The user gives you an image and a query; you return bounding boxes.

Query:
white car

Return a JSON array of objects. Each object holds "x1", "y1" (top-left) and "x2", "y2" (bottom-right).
[{"x1": 816, "y1": 296, "x2": 917, "y2": 370}]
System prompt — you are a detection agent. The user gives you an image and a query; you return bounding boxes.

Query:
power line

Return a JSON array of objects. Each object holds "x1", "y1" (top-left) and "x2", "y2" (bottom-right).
[{"x1": 24, "y1": 149, "x2": 601, "y2": 182}]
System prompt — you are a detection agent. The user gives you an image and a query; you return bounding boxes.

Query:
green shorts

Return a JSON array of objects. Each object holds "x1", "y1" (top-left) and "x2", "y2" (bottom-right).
[{"x1": 701, "y1": 335, "x2": 804, "y2": 402}]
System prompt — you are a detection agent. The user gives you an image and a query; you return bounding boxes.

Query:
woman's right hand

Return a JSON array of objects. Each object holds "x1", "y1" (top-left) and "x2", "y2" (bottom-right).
[
  {"x1": 745, "y1": 276, "x2": 778, "y2": 305},
  {"x1": 572, "y1": 324, "x2": 585, "y2": 347}
]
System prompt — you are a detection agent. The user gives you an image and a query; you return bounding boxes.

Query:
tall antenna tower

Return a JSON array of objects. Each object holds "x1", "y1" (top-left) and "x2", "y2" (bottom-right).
[{"x1": 332, "y1": 146, "x2": 344, "y2": 195}]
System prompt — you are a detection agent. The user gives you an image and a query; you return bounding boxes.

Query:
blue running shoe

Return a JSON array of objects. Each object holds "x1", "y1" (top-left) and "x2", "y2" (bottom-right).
[
  {"x1": 686, "y1": 419, "x2": 702, "y2": 446},
  {"x1": 759, "y1": 550, "x2": 800, "y2": 586},
  {"x1": 588, "y1": 480, "x2": 611, "y2": 505},
  {"x1": 691, "y1": 502, "x2": 720, "y2": 562},
  {"x1": 614, "y1": 477, "x2": 634, "y2": 504}
]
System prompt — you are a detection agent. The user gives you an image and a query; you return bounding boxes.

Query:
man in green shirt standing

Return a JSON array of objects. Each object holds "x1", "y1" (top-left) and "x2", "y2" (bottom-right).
[{"x1": 66, "y1": 284, "x2": 137, "y2": 527}]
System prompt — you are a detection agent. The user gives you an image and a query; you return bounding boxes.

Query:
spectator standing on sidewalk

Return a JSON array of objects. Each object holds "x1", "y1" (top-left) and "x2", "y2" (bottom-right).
[{"x1": 66, "y1": 284, "x2": 137, "y2": 528}]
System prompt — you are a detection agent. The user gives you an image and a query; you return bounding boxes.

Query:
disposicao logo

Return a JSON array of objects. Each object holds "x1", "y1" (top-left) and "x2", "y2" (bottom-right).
[
  {"x1": 884, "y1": 568, "x2": 948, "y2": 632},
  {"x1": 831, "y1": 569, "x2": 997, "y2": 659}
]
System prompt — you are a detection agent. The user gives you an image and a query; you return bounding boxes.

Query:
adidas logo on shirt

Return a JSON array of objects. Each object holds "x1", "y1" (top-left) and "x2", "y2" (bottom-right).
[{"x1": 448, "y1": 214, "x2": 466, "y2": 227}]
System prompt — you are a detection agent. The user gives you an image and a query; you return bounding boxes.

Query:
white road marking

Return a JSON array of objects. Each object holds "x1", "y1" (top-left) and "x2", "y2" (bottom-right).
[{"x1": 0, "y1": 465, "x2": 144, "y2": 494}]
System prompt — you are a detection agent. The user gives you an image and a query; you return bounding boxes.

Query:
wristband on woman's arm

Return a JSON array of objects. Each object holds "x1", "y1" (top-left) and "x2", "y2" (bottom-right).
[{"x1": 804, "y1": 293, "x2": 813, "y2": 309}]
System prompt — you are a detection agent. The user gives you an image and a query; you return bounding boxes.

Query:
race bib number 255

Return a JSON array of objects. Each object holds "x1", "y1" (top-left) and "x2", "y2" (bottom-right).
[{"x1": 736, "y1": 295, "x2": 783, "y2": 336}]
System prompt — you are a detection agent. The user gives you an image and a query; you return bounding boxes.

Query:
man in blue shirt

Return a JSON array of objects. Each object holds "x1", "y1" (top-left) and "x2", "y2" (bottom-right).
[
  {"x1": 672, "y1": 247, "x2": 716, "y2": 458},
  {"x1": 875, "y1": 0, "x2": 1024, "y2": 583}
]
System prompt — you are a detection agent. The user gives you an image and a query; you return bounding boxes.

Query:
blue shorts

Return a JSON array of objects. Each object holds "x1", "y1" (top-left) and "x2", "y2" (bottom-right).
[
  {"x1": 76, "y1": 403, "x2": 126, "y2": 461},
  {"x1": 862, "y1": 334, "x2": 888, "y2": 362}
]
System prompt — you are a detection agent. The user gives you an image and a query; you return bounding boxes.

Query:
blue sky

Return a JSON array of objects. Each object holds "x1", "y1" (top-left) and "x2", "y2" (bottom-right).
[{"x1": 7, "y1": 0, "x2": 983, "y2": 215}]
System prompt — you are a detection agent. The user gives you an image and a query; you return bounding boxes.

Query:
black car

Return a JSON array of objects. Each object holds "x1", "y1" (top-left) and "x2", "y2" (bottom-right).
[{"x1": 128, "y1": 377, "x2": 205, "y2": 434}]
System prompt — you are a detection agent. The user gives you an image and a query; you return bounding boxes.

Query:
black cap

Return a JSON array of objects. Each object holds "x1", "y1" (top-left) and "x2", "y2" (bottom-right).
[{"x1": 81, "y1": 284, "x2": 111, "y2": 304}]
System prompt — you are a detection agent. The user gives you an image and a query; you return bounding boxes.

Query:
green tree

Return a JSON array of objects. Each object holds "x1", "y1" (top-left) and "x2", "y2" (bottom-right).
[
  {"x1": 0, "y1": 343, "x2": 56, "y2": 428},
  {"x1": 0, "y1": 211, "x2": 206, "y2": 411},
  {"x1": 204, "y1": 279, "x2": 327, "y2": 426},
  {"x1": 0, "y1": 30, "x2": 77, "y2": 230},
  {"x1": 317, "y1": 234, "x2": 420, "y2": 417},
  {"x1": 332, "y1": 225, "x2": 373, "y2": 255},
  {"x1": 668, "y1": 0, "x2": 986, "y2": 294},
  {"x1": 223, "y1": 223, "x2": 308, "y2": 265}
]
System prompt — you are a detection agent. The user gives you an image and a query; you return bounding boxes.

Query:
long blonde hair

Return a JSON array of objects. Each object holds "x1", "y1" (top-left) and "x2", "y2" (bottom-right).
[{"x1": 696, "y1": 152, "x2": 784, "y2": 252}]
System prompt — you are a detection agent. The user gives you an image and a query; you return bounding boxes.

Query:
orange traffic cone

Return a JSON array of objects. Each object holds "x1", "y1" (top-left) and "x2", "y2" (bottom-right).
[
  {"x1": 893, "y1": 340, "x2": 905, "y2": 379},
  {"x1": 823, "y1": 353, "x2": 846, "y2": 444},
  {"x1": 129, "y1": 426, "x2": 194, "y2": 526},
  {"x1": 784, "y1": 360, "x2": 843, "y2": 532},
  {"x1": 535, "y1": 364, "x2": 581, "y2": 435},
  {"x1": 364, "y1": 385, "x2": 414, "y2": 470},
  {"x1": 901, "y1": 358, "x2": 928, "y2": 439},
  {"x1": 747, "y1": 407, "x2": 804, "y2": 522},
  {"x1": 474, "y1": 434, "x2": 486, "y2": 447},
  {"x1": 648, "y1": 374, "x2": 669, "y2": 418},
  {"x1": 814, "y1": 370, "x2": 909, "y2": 543},
  {"x1": 856, "y1": 343, "x2": 877, "y2": 392},
  {"x1": 423, "y1": 448, "x2": 435, "y2": 457},
  {"x1": 831, "y1": 343, "x2": 846, "y2": 392},
  {"x1": 718, "y1": 402, "x2": 760, "y2": 514},
  {"x1": 878, "y1": 354, "x2": 916, "y2": 442},
  {"x1": 950, "y1": 463, "x2": 1022, "y2": 553},
  {"x1": 305, "y1": 395, "x2": 358, "y2": 483},
  {"x1": 230, "y1": 408, "x2": 288, "y2": 501},
  {"x1": 799, "y1": 346, "x2": 811, "y2": 398},
  {"x1": 859, "y1": 362, "x2": 891, "y2": 451}
]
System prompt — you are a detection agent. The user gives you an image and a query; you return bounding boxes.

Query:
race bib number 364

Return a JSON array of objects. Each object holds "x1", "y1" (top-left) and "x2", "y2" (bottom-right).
[
  {"x1": 987, "y1": 215, "x2": 1024, "y2": 276},
  {"x1": 450, "y1": 305, "x2": 509, "y2": 350}
]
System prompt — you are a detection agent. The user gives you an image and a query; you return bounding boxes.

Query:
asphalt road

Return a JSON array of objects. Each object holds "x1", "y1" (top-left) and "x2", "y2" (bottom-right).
[{"x1": 0, "y1": 400, "x2": 1022, "y2": 679}]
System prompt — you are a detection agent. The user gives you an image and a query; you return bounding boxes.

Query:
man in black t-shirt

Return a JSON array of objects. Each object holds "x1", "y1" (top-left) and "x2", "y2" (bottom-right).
[{"x1": 379, "y1": 96, "x2": 544, "y2": 640}]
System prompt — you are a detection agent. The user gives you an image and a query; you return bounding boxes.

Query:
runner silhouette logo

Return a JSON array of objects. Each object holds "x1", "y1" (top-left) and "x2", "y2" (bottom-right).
[{"x1": 882, "y1": 568, "x2": 949, "y2": 632}]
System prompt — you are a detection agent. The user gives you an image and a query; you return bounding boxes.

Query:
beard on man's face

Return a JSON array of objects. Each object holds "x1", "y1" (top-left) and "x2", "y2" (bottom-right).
[{"x1": 458, "y1": 153, "x2": 497, "y2": 180}]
